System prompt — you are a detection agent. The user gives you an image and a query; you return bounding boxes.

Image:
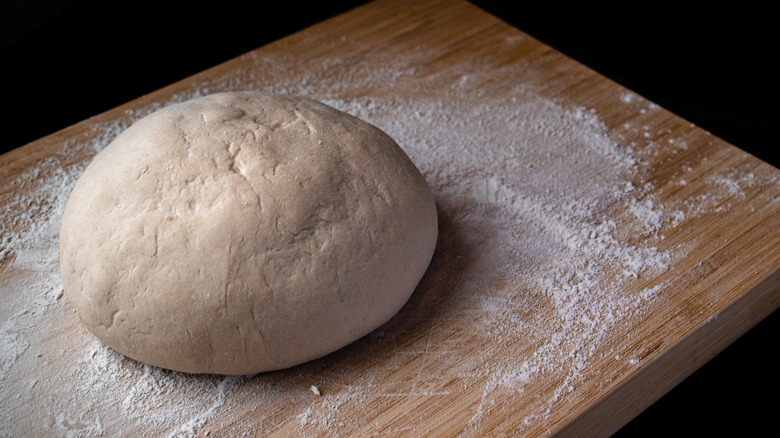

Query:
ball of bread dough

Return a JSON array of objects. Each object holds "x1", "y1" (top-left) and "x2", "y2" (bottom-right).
[{"x1": 59, "y1": 91, "x2": 437, "y2": 375}]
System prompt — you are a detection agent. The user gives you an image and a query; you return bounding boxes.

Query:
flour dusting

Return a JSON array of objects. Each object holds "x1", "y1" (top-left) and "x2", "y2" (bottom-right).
[{"x1": 1, "y1": 41, "x2": 775, "y2": 436}]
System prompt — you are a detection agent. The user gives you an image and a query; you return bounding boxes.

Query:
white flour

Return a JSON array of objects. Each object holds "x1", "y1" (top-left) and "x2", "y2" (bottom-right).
[{"x1": 1, "y1": 42, "x2": 775, "y2": 436}]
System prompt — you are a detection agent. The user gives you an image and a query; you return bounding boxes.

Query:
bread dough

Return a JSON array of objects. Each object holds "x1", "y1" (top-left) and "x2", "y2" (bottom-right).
[{"x1": 59, "y1": 91, "x2": 437, "y2": 375}]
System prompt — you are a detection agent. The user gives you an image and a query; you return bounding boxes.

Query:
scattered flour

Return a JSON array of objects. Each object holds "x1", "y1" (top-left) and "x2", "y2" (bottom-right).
[{"x1": 1, "y1": 40, "x2": 776, "y2": 436}]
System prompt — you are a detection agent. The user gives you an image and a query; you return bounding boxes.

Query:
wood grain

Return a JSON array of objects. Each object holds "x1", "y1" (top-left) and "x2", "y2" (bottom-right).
[{"x1": 2, "y1": 0, "x2": 778, "y2": 436}]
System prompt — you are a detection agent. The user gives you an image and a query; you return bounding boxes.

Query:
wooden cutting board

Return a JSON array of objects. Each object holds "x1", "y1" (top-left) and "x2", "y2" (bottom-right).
[{"x1": 2, "y1": 0, "x2": 778, "y2": 436}]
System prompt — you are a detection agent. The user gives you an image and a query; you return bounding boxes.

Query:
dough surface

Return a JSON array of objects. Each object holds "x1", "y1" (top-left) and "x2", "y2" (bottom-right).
[{"x1": 59, "y1": 91, "x2": 437, "y2": 375}]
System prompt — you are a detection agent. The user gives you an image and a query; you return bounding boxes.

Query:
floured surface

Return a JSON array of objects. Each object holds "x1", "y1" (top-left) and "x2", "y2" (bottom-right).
[{"x1": 2, "y1": 0, "x2": 779, "y2": 436}]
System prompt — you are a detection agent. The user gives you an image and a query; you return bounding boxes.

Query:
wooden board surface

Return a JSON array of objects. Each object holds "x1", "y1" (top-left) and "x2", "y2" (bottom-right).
[{"x1": 2, "y1": 0, "x2": 779, "y2": 436}]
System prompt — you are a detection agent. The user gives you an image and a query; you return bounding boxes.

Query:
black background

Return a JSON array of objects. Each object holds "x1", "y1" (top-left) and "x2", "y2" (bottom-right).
[{"x1": 2, "y1": 1, "x2": 777, "y2": 435}]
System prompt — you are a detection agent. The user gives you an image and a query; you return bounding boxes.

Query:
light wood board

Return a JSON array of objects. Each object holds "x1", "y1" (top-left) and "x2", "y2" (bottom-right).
[{"x1": 1, "y1": 0, "x2": 778, "y2": 436}]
